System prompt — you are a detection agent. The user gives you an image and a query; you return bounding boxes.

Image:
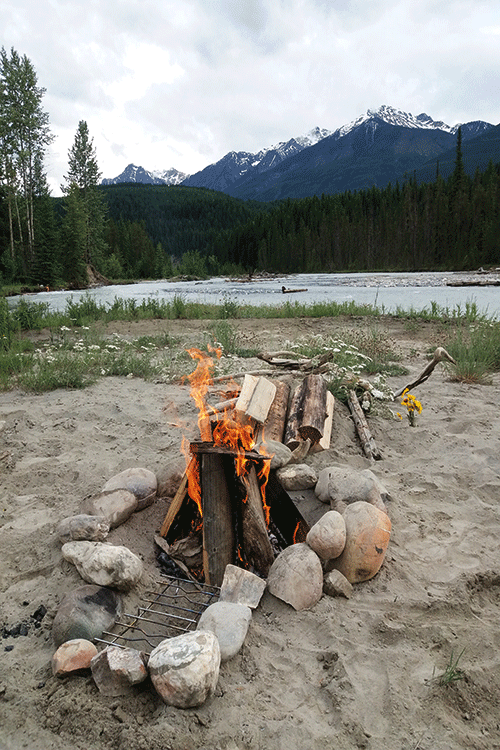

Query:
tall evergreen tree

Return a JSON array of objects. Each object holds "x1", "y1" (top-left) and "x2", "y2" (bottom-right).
[
  {"x1": 62, "y1": 120, "x2": 107, "y2": 271},
  {"x1": 61, "y1": 182, "x2": 88, "y2": 287},
  {"x1": 0, "y1": 47, "x2": 53, "y2": 280}
]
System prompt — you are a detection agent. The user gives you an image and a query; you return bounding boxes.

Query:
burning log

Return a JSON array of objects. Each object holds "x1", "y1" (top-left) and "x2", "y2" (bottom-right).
[
  {"x1": 201, "y1": 452, "x2": 235, "y2": 586},
  {"x1": 159, "y1": 470, "x2": 190, "y2": 538},
  {"x1": 239, "y1": 465, "x2": 275, "y2": 576},
  {"x1": 284, "y1": 374, "x2": 328, "y2": 450},
  {"x1": 266, "y1": 472, "x2": 310, "y2": 545}
]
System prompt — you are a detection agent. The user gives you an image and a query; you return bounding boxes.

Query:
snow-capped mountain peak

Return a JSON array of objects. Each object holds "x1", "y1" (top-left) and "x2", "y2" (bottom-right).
[{"x1": 336, "y1": 104, "x2": 455, "y2": 139}]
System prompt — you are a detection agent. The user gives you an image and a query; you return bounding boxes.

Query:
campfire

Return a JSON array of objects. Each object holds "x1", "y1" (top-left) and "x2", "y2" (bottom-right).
[{"x1": 160, "y1": 347, "x2": 310, "y2": 586}]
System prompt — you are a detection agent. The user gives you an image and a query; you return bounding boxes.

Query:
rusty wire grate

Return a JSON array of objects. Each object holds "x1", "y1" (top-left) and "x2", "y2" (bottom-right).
[{"x1": 95, "y1": 574, "x2": 220, "y2": 655}]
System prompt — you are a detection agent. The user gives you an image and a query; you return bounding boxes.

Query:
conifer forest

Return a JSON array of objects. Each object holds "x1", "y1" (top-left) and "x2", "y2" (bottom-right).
[{"x1": 1, "y1": 46, "x2": 499, "y2": 290}]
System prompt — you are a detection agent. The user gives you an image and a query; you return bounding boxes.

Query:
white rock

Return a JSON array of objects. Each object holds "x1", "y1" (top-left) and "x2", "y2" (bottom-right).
[
  {"x1": 276, "y1": 463, "x2": 318, "y2": 491},
  {"x1": 315, "y1": 466, "x2": 390, "y2": 513},
  {"x1": 61, "y1": 541, "x2": 143, "y2": 590},
  {"x1": 57, "y1": 514, "x2": 110, "y2": 543},
  {"x1": 86, "y1": 489, "x2": 138, "y2": 528},
  {"x1": 323, "y1": 569, "x2": 354, "y2": 599},
  {"x1": 90, "y1": 646, "x2": 148, "y2": 696},
  {"x1": 219, "y1": 564, "x2": 267, "y2": 609},
  {"x1": 306, "y1": 510, "x2": 346, "y2": 560},
  {"x1": 149, "y1": 631, "x2": 220, "y2": 708},
  {"x1": 257, "y1": 439, "x2": 292, "y2": 470},
  {"x1": 197, "y1": 601, "x2": 252, "y2": 661},
  {"x1": 267, "y1": 543, "x2": 323, "y2": 610},
  {"x1": 102, "y1": 467, "x2": 157, "y2": 510}
]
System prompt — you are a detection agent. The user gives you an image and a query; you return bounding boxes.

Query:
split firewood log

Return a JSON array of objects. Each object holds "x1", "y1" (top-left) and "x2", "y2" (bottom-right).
[
  {"x1": 310, "y1": 390, "x2": 335, "y2": 453},
  {"x1": 284, "y1": 374, "x2": 328, "y2": 449},
  {"x1": 254, "y1": 380, "x2": 290, "y2": 443}
]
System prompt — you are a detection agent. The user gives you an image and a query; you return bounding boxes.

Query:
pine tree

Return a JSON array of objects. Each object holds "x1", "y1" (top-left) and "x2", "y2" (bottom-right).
[
  {"x1": 0, "y1": 47, "x2": 53, "y2": 280},
  {"x1": 62, "y1": 120, "x2": 107, "y2": 270},
  {"x1": 61, "y1": 182, "x2": 88, "y2": 287}
]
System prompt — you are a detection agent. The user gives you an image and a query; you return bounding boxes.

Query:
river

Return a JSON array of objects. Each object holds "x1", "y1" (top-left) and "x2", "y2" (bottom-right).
[{"x1": 7, "y1": 271, "x2": 500, "y2": 319}]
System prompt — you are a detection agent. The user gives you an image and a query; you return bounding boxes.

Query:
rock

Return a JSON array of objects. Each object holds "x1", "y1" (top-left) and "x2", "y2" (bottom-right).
[
  {"x1": 85, "y1": 489, "x2": 138, "y2": 528},
  {"x1": 57, "y1": 514, "x2": 110, "y2": 543},
  {"x1": 323, "y1": 570, "x2": 353, "y2": 599},
  {"x1": 315, "y1": 466, "x2": 390, "y2": 513},
  {"x1": 52, "y1": 585, "x2": 121, "y2": 647},
  {"x1": 102, "y1": 467, "x2": 157, "y2": 510},
  {"x1": 61, "y1": 541, "x2": 143, "y2": 591},
  {"x1": 267, "y1": 543, "x2": 323, "y2": 610},
  {"x1": 257, "y1": 440, "x2": 292, "y2": 470},
  {"x1": 331, "y1": 501, "x2": 391, "y2": 583},
  {"x1": 219, "y1": 564, "x2": 267, "y2": 609},
  {"x1": 276, "y1": 463, "x2": 318, "y2": 491},
  {"x1": 157, "y1": 459, "x2": 185, "y2": 498},
  {"x1": 90, "y1": 646, "x2": 148, "y2": 696},
  {"x1": 52, "y1": 638, "x2": 98, "y2": 675},
  {"x1": 149, "y1": 631, "x2": 220, "y2": 708},
  {"x1": 197, "y1": 601, "x2": 252, "y2": 661},
  {"x1": 306, "y1": 510, "x2": 346, "y2": 560}
]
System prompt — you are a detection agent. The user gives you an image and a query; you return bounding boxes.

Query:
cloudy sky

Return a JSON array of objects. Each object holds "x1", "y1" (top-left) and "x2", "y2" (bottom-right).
[{"x1": 2, "y1": 0, "x2": 499, "y2": 195}]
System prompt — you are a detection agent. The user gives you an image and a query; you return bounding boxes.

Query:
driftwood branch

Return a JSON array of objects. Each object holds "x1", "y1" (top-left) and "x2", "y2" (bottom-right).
[
  {"x1": 211, "y1": 370, "x2": 278, "y2": 383},
  {"x1": 347, "y1": 389, "x2": 382, "y2": 461},
  {"x1": 394, "y1": 347, "x2": 457, "y2": 398},
  {"x1": 257, "y1": 351, "x2": 310, "y2": 362},
  {"x1": 257, "y1": 351, "x2": 333, "y2": 372}
]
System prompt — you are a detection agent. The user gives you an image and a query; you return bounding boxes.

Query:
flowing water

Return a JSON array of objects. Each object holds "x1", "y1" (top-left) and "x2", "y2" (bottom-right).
[{"x1": 8, "y1": 271, "x2": 500, "y2": 319}]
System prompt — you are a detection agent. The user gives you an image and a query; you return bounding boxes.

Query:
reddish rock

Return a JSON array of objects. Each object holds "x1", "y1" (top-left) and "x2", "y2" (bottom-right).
[
  {"x1": 332, "y1": 501, "x2": 391, "y2": 583},
  {"x1": 52, "y1": 639, "x2": 98, "y2": 676}
]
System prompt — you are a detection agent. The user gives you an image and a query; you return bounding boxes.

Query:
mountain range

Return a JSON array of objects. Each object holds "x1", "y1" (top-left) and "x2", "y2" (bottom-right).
[{"x1": 101, "y1": 105, "x2": 499, "y2": 200}]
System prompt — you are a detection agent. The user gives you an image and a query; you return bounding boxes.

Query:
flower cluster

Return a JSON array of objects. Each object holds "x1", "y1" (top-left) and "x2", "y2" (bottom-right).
[{"x1": 397, "y1": 389, "x2": 423, "y2": 426}]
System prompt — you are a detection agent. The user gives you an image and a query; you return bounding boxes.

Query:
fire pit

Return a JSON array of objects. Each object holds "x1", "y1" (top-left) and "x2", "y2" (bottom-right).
[{"x1": 159, "y1": 347, "x2": 310, "y2": 586}]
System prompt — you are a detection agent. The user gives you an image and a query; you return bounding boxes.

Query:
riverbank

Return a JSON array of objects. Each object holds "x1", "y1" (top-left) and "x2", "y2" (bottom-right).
[{"x1": 1, "y1": 316, "x2": 499, "y2": 750}]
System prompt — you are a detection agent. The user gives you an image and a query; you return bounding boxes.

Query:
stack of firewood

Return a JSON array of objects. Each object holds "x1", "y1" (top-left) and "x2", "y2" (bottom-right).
[{"x1": 208, "y1": 372, "x2": 335, "y2": 455}]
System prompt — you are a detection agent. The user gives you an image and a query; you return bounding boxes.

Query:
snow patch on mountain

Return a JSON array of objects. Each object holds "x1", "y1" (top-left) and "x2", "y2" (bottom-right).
[{"x1": 335, "y1": 104, "x2": 455, "y2": 138}]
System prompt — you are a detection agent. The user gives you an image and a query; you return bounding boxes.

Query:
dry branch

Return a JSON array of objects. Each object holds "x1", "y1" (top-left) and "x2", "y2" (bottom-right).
[
  {"x1": 347, "y1": 389, "x2": 382, "y2": 461},
  {"x1": 394, "y1": 347, "x2": 457, "y2": 398}
]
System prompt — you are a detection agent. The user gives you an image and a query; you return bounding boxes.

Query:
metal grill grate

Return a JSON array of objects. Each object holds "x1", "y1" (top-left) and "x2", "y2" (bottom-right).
[{"x1": 95, "y1": 574, "x2": 220, "y2": 655}]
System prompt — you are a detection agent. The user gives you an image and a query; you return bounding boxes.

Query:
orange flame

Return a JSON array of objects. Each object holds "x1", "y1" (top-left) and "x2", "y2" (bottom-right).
[
  {"x1": 184, "y1": 455, "x2": 202, "y2": 519},
  {"x1": 293, "y1": 521, "x2": 301, "y2": 544},
  {"x1": 186, "y1": 346, "x2": 221, "y2": 441},
  {"x1": 257, "y1": 449, "x2": 271, "y2": 527},
  {"x1": 185, "y1": 346, "x2": 258, "y2": 477}
]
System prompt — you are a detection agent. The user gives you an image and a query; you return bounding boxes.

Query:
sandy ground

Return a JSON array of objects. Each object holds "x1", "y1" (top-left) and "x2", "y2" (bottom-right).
[{"x1": 1, "y1": 317, "x2": 499, "y2": 750}]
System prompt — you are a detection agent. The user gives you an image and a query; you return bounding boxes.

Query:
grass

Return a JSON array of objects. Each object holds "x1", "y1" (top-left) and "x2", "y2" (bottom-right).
[
  {"x1": 0, "y1": 325, "x2": 179, "y2": 393},
  {"x1": 2, "y1": 290, "x2": 500, "y2": 392},
  {"x1": 431, "y1": 648, "x2": 466, "y2": 687},
  {"x1": 442, "y1": 320, "x2": 500, "y2": 384}
]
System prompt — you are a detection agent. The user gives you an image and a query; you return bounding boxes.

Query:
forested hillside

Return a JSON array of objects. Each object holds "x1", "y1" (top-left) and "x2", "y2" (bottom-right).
[{"x1": 215, "y1": 158, "x2": 500, "y2": 273}]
